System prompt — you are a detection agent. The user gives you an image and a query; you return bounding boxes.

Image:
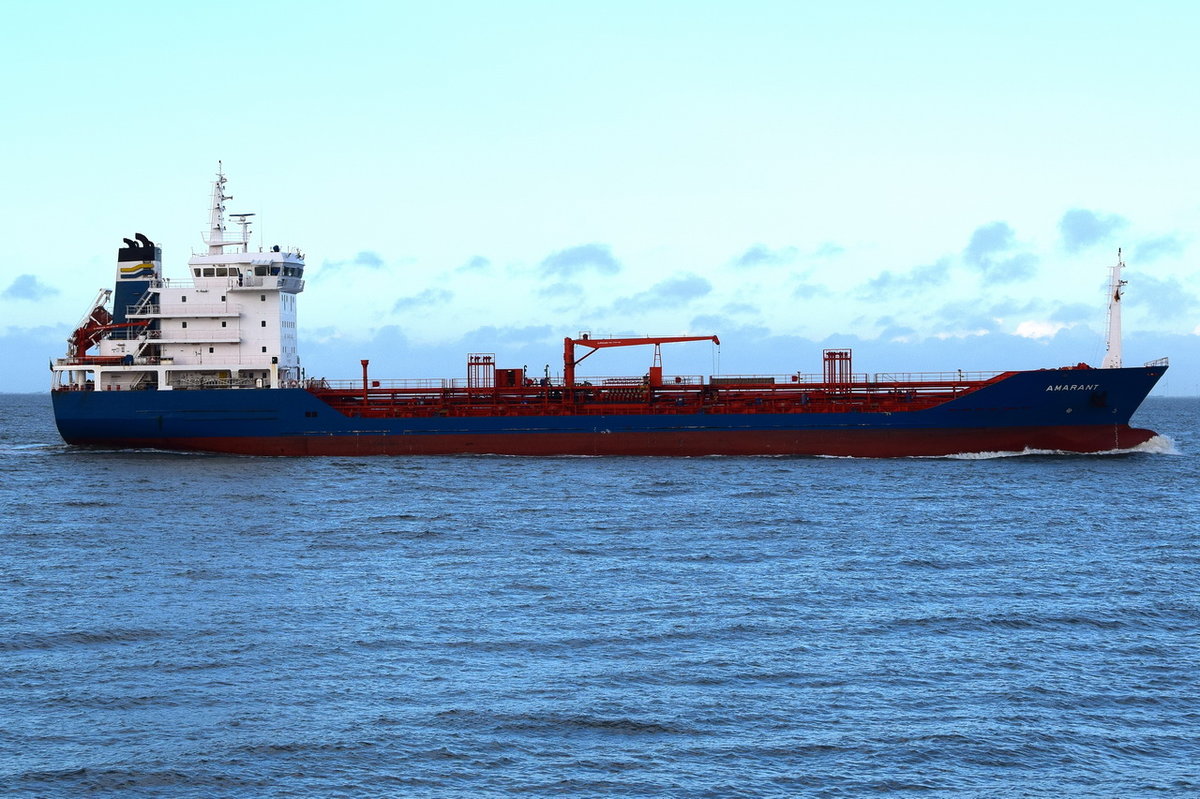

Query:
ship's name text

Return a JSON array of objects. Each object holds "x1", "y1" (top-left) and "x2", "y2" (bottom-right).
[{"x1": 1045, "y1": 384, "x2": 1101, "y2": 392}]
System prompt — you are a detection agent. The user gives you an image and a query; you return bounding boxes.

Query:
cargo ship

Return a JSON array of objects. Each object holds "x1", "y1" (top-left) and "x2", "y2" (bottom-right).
[{"x1": 50, "y1": 168, "x2": 1167, "y2": 456}]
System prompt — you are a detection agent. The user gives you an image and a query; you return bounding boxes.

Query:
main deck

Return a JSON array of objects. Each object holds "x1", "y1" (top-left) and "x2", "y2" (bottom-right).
[{"x1": 307, "y1": 367, "x2": 1012, "y2": 420}]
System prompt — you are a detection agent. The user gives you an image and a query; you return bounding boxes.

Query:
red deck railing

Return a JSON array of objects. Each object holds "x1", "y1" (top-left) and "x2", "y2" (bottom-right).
[{"x1": 305, "y1": 371, "x2": 1012, "y2": 419}]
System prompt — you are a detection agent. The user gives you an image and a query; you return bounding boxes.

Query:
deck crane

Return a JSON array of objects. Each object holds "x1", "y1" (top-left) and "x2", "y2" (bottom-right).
[
  {"x1": 66, "y1": 289, "x2": 114, "y2": 358},
  {"x1": 65, "y1": 288, "x2": 151, "y2": 361},
  {"x1": 563, "y1": 334, "x2": 720, "y2": 388}
]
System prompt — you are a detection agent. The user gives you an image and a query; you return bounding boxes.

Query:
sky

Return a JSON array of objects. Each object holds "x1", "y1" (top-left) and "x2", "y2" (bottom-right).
[{"x1": 2, "y1": 0, "x2": 1198, "y2": 394}]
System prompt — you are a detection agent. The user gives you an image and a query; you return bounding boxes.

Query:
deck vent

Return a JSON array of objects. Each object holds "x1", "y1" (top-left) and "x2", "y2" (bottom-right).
[{"x1": 823, "y1": 349, "x2": 853, "y2": 390}]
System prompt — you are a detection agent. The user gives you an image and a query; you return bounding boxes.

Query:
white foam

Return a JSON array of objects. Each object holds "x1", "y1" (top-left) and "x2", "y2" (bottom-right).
[
  {"x1": 1132, "y1": 434, "x2": 1181, "y2": 455},
  {"x1": 0, "y1": 443, "x2": 63, "y2": 455},
  {"x1": 940, "y1": 449, "x2": 1051, "y2": 460},
  {"x1": 938, "y1": 433, "x2": 1180, "y2": 460}
]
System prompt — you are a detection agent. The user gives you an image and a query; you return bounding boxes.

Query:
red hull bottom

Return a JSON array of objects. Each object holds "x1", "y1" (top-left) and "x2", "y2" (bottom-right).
[{"x1": 76, "y1": 424, "x2": 1160, "y2": 457}]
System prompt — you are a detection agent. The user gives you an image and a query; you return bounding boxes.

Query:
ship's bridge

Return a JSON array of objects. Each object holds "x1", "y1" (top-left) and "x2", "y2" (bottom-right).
[
  {"x1": 187, "y1": 249, "x2": 305, "y2": 293},
  {"x1": 191, "y1": 165, "x2": 305, "y2": 294}
]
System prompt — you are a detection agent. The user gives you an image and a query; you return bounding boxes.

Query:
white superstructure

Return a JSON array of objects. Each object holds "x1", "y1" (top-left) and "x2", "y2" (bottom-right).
[{"x1": 52, "y1": 165, "x2": 305, "y2": 392}]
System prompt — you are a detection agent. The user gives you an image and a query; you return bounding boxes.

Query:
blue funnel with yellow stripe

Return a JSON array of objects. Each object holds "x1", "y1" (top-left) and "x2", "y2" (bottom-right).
[{"x1": 112, "y1": 233, "x2": 161, "y2": 329}]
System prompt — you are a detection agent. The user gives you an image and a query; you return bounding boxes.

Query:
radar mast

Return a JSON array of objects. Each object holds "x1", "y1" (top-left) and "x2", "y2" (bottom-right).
[
  {"x1": 204, "y1": 161, "x2": 253, "y2": 254},
  {"x1": 205, "y1": 161, "x2": 231, "y2": 255}
]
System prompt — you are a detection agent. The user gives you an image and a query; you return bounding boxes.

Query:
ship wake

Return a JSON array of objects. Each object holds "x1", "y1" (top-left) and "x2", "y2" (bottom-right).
[{"x1": 940, "y1": 434, "x2": 1179, "y2": 460}]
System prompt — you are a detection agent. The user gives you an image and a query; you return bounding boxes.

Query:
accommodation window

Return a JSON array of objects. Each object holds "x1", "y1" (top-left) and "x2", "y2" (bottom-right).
[
  {"x1": 181, "y1": 321, "x2": 187, "y2": 328},
  {"x1": 262, "y1": 347, "x2": 267, "y2": 353},
  {"x1": 221, "y1": 321, "x2": 227, "y2": 328},
  {"x1": 209, "y1": 347, "x2": 214, "y2": 353},
  {"x1": 261, "y1": 320, "x2": 267, "y2": 327},
  {"x1": 181, "y1": 296, "x2": 187, "y2": 302},
  {"x1": 261, "y1": 295, "x2": 266, "y2": 301}
]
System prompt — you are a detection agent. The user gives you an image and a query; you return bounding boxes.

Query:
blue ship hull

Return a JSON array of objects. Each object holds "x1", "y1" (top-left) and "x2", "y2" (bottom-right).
[{"x1": 51, "y1": 365, "x2": 1165, "y2": 456}]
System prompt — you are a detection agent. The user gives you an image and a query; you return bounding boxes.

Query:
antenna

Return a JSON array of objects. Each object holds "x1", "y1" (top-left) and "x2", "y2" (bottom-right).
[{"x1": 229, "y1": 212, "x2": 256, "y2": 253}]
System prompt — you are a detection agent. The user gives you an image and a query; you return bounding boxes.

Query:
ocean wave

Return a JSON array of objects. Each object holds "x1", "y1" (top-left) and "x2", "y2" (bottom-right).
[{"x1": 0, "y1": 627, "x2": 166, "y2": 653}]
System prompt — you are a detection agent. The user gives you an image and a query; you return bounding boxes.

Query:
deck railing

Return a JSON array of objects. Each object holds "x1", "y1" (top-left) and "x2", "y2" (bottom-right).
[
  {"x1": 871, "y1": 370, "x2": 1005, "y2": 384},
  {"x1": 307, "y1": 370, "x2": 1004, "y2": 392},
  {"x1": 136, "y1": 329, "x2": 241, "y2": 342},
  {"x1": 127, "y1": 304, "x2": 240, "y2": 317}
]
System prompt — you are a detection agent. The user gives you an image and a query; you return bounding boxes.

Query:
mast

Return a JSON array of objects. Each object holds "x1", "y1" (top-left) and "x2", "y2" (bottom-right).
[
  {"x1": 206, "y1": 161, "x2": 231, "y2": 255},
  {"x1": 1101, "y1": 248, "x2": 1126, "y2": 369},
  {"x1": 204, "y1": 161, "x2": 253, "y2": 254},
  {"x1": 562, "y1": 334, "x2": 720, "y2": 387}
]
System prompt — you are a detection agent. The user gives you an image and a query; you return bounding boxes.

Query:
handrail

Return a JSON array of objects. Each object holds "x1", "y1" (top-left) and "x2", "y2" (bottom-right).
[
  {"x1": 871, "y1": 370, "x2": 1004, "y2": 383},
  {"x1": 127, "y1": 304, "x2": 239, "y2": 316},
  {"x1": 55, "y1": 356, "x2": 173, "y2": 366},
  {"x1": 304, "y1": 370, "x2": 1009, "y2": 391},
  {"x1": 139, "y1": 330, "x2": 241, "y2": 342}
]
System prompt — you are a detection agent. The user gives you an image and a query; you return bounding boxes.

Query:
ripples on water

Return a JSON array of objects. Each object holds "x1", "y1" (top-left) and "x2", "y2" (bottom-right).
[{"x1": 1, "y1": 395, "x2": 1197, "y2": 797}]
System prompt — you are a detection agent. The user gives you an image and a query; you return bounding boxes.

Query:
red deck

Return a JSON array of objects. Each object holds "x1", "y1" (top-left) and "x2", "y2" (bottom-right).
[{"x1": 307, "y1": 372, "x2": 1013, "y2": 421}]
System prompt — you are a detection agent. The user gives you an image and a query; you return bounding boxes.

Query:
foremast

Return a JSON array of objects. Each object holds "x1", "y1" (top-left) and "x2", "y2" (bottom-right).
[{"x1": 1101, "y1": 248, "x2": 1126, "y2": 369}]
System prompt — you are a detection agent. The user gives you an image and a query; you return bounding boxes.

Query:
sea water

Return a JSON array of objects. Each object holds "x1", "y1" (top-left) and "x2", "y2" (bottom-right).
[{"x1": 1, "y1": 394, "x2": 1196, "y2": 797}]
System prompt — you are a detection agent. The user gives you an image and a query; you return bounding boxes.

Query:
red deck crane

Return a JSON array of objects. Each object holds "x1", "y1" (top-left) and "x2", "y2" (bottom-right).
[
  {"x1": 66, "y1": 288, "x2": 151, "y2": 360},
  {"x1": 563, "y1": 334, "x2": 720, "y2": 387}
]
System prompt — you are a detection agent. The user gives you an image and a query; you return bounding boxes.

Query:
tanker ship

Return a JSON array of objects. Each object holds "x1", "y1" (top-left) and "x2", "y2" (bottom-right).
[{"x1": 50, "y1": 168, "x2": 1167, "y2": 457}]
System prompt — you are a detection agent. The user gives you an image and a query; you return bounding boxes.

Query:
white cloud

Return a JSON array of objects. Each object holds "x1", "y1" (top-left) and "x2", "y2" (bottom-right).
[
  {"x1": 2, "y1": 274, "x2": 59, "y2": 301},
  {"x1": 961, "y1": 222, "x2": 1038, "y2": 283},
  {"x1": 731, "y1": 244, "x2": 798, "y2": 268},
  {"x1": 540, "y1": 243, "x2": 621, "y2": 277},
  {"x1": 392, "y1": 288, "x2": 453, "y2": 313},
  {"x1": 1014, "y1": 320, "x2": 1070, "y2": 339},
  {"x1": 1059, "y1": 209, "x2": 1128, "y2": 253}
]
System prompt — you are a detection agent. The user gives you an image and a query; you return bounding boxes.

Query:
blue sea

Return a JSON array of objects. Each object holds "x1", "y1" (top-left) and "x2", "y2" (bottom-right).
[{"x1": 1, "y1": 393, "x2": 1197, "y2": 798}]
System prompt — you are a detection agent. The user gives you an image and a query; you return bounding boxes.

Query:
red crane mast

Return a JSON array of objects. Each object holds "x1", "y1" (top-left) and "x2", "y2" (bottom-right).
[{"x1": 563, "y1": 334, "x2": 720, "y2": 387}]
